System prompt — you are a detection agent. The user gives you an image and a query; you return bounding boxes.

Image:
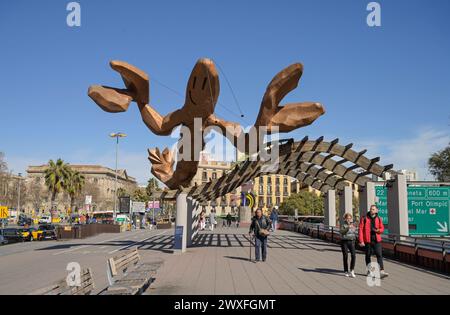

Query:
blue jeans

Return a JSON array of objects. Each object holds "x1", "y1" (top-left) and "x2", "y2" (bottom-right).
[
  {"x1": 272, "y1": 220, "x2": 277, "y2": 231},
  {"x1": 255, "y1": 236, "x2": 268, "y2": 261}
]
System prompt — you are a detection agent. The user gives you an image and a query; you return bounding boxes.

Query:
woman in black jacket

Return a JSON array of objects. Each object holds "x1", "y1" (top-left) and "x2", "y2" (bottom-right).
[{"x1": 249, "y1": 209, "x2": 271, "y2": 262}]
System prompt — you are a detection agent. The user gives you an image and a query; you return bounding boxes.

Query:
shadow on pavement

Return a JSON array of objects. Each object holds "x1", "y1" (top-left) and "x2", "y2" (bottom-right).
[{"x1": 298, "y1": 267, "x2": 346, "y2": 276}]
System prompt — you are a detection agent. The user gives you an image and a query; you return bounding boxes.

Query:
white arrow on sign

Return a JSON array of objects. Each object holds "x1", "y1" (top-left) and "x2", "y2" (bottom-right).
[{"x1": 437, "y1": 222, "x2": 448, "y2": 233}]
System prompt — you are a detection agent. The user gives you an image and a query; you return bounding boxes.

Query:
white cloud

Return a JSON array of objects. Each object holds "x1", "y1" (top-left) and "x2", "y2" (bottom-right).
[{"x1": 354, "y1": 127, "x2": 450, "y2": 180}]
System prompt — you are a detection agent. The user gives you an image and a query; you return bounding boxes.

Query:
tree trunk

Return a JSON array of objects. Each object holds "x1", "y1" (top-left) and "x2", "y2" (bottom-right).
[
  {"x1": 70, "y1": 194, "x2": 74, "y2": 215},
  {"x1": 51, "y1": 190, "x2": 57, "y2": 215}
]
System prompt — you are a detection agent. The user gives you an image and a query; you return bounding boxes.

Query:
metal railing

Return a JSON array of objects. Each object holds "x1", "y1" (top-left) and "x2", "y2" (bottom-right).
[{"x1": 283, "y1": 219, "x2": 450, "y2": 260}]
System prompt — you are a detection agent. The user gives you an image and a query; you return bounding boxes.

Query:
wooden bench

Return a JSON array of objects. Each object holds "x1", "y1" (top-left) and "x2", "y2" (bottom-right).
[
  {"x1": 102, "y1": 248, "x2": 163, "y2": 295},
  {"x1": 29, "y1": 268, "x2": 94, "y2": 295}
]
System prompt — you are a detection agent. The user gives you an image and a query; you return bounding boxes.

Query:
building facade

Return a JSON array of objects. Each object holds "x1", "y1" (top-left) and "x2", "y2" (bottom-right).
[
  {"x1": 191, "y1": 152, "x2": 302, "y2": 215},
  {"x1": 24, "y1": 164, "x2": 138, "y2": 215},
  {"x1": 190, "y1": 153, "x2": 240, "y2": 216}
]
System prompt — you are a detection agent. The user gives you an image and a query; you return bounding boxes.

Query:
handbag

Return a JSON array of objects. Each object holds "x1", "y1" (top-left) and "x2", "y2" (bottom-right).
[{"x1": 256, "y1": 218, "x2": 270, "y2": 237}]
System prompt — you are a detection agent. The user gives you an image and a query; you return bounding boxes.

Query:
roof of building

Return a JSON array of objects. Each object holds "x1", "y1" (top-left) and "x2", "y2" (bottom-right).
[{"x1": 26, "y1": 164, "x2": 137, "y2": 183}]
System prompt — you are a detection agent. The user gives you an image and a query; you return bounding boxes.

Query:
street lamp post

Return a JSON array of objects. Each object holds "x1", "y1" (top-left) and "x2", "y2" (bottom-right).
[
  {"x1": 110, "y1": 132, "x2": 127, "y2": 220},
  {"x1": 17, "y1": 173, "x2": 22, "y2": 213}
]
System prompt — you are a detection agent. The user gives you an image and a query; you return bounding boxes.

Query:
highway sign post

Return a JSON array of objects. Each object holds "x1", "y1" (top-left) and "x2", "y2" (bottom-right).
[{"x1": 375, "y1": 186, "x2": 450, "y2": 236}]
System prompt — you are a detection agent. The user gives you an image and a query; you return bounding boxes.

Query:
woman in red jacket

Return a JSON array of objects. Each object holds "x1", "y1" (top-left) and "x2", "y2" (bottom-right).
[{"x1": 358, "y1": 205, "x2": 389, "y2": 278}]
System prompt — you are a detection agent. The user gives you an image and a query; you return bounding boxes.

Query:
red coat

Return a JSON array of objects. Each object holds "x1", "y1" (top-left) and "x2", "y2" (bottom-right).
[{"x1": 358, "y1": 214, "x2": 384, "y2": 244}]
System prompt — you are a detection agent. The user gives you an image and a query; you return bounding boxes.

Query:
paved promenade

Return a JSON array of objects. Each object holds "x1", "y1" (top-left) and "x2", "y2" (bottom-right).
[
  {"x1": 150, "y1": 228, "x2": 450, "y2": 295},
  {"x1": 0, "y1": 227, "x2": 449, "y2": 295}
]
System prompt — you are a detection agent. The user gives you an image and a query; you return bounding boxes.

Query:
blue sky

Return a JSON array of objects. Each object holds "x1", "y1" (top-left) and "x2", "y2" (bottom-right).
[{"x1": 1, "y1": 0, "x2": 449, "y2": 184}]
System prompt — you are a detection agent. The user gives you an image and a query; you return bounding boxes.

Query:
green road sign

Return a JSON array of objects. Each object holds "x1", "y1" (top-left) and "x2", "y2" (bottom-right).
[{"x1": 375, "y1": 186, "x2": 450, "y2": 236}]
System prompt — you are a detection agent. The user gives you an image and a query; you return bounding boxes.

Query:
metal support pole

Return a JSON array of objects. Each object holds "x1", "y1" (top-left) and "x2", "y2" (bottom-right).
[
  {"x1": 114, "y1": 137, "x2": 118, "y2": 220},
  {"x1": 17, "y1": 173, "x2": 22, "y2": 213}
]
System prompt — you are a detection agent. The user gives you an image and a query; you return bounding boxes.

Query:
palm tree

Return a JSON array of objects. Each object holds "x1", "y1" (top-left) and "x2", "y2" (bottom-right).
[
  {"x1": 44, "y1": 159, "x2": 72, "y2": 212},
  {"x1": 66, "y1": 170, "x2": 85, "y2": 214},
  {"x1": 146, "y1": 177, "x2": 161, "y2": 198}
]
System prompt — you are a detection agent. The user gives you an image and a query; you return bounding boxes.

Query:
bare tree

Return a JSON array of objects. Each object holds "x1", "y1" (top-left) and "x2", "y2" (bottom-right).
[
  {"x1": 75, "y1": 180, "x2": 101, "y2": 212},
  {"x1": 26, "y1": 177, "x2": 46, "y2": 215}
]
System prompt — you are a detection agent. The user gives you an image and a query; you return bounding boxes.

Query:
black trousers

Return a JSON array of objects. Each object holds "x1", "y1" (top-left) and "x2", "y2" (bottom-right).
[
  {"x1": 340, "y1": 240, "x2": 356, "y2": 272},
  {"x1": 364, "y1": 242, "x2": 384, "y2": 270}
]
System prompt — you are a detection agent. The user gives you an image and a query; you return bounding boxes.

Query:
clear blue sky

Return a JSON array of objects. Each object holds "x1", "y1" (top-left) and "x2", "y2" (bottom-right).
[{"x1": 1, "y1": 0, "x2": 449, "y2": 184}]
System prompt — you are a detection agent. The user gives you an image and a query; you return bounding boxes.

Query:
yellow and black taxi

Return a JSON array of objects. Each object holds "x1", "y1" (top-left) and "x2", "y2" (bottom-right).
[{"x1": 18, "y1": 227, "x2": 44, "y2": 241}]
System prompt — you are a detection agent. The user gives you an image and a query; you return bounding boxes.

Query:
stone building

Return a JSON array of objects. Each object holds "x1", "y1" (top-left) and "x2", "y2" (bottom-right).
[
  {"x1": 191, "y1": 152, "x2": 301, "y2": 215},
  {"x1": 190, "y1": 153, "x2": 240, "y2": 216},
  {"x1": 24, "y1": 164, "x2": 138, "y2": 215}
]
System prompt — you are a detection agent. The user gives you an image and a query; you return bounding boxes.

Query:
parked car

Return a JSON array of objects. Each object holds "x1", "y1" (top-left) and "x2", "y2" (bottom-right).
[
  {"x1": 18, "y1": 227, "x2": 43, "y2": 241},
  {"x1": 38, "y1": 224, "x2": 57, "y2": 240},
  {"x1": 38, "y1": 216, "x2": 52, "y2": 224},
  {"x1": 0, "y1": 228, "x2": 23, "y2": 243},
  {"x1": 0, "y1": 234, "x2": 8, "y2": 245},
  {"x1": 17, "y1": 214, "x2": 33, "y2": 226}
]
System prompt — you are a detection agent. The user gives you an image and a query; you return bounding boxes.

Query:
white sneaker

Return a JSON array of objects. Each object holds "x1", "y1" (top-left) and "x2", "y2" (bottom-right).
[
  {"x1": 380, "y1": 270, "x2": 389, "y2": 278},
  {"x1": 344, "y1": 272, "x2": 350, "y2": 277},
  {"x1": 350, "y1": 270, "x2": 356, "y2": 278}
]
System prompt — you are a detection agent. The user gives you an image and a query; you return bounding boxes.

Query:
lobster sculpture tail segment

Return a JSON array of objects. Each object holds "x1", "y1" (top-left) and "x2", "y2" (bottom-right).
[{"x1": 88, "y1": 58, "x2": 325, "y2": 189}]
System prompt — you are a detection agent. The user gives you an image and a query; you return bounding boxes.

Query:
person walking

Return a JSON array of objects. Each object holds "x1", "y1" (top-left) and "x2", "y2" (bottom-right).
[
  {"x1": 199, "y1": 211, "x2": 206, "y2": 231},
  {"x1": 340, "y1": 213, "x2": 357, "y2": 278},
  {"x1": 226, "y1": 213, "x2": 232, "y2": 227},
  {"x1": 359, "y1": 205, "x2": 389, "y2": 278},
  {"x1": 269, "y1": 206, "x2": 279, "y2": 232},
  {"x1": 209, "y1": 209, "x2": 216, "y2": 231},
  {"x1": 249, "y1": 209, "x2": 271, "y2": 262}
]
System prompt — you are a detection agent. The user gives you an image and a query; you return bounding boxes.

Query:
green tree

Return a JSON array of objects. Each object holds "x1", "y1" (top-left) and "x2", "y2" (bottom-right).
[
  {"x1": 428, "y1": 143, "x2": 450, "y2": 181},
  {"x1": 279, "y1": 191, "x2": 324, "y2": 216},
  {"x1": 117, "y1": 187, "x2": 128, "y2": 198},
  {"x1": 44, "y1": 159, "x2": 72, "y2": 211},
  {"x1": 132, "y1": 188, "x2": 148, "y2": 202},
  {"x1": 146, "y1": 177, "x2": 161, "y2": 198},
  {"x1": 66, "y1": 170, "x2": 85, "y2": 213}
]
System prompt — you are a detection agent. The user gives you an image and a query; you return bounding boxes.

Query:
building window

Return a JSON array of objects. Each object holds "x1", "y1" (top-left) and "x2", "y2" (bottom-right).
[
  {"x1": 283, "y1": 186, "x2": 289, "y2": 196},
  {"x1": 267, "y1": 185, "x2": 272, "y2": 194},
  {"x1": 212, "y1": 172, "x2": 217, "y2": 180},
  {"x1": 259, "y1": 183, "x2": 264, "y2": 195},
  {"x1": 202, "y1": 172, "x2": 208, "y2": 181},
  {"x1": 283, "y1": 177, "x2": 288, "y2": 185},
  {"x1": 267, "y1": 196, "x2": 272, "y2": 206},
  {"x1": 258, "y1": 198, "x2": 264, "y2": 207},
  {"x1": 276, "y1": 197, "x2": 281, "y2": 206}
]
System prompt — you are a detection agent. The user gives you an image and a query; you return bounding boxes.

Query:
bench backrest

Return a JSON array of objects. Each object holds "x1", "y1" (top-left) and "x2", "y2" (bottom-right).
[
  {"x1": 107, "y1": 248, "x2": 140, "y2": 284},
  {"x1": 30, "y1": 268, "x2": 94, "y2": 295}
]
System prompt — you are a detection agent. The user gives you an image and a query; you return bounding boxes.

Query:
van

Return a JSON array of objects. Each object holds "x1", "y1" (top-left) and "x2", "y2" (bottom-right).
[{"x1": 39, "y1": 216, "x2": 52, "y2": 224}]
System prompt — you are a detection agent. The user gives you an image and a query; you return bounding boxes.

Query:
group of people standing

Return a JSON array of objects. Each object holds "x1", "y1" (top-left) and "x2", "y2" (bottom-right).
[
  {"x1": 247, "y1": 204, "x2": 389, "y2": 278},
  {"x1": 340, "y1": 204, "x2": 389, "y2": 278}
]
